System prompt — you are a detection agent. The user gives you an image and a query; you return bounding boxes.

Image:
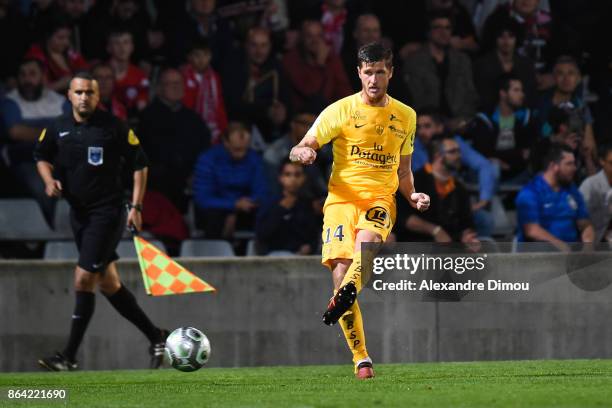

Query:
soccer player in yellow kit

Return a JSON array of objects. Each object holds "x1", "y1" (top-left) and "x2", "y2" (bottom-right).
[{"x1": 289, "y1": 42, "x2": 430, "y2": 379}]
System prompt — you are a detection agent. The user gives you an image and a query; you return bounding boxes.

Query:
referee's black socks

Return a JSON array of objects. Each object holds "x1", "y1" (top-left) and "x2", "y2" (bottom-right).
[
  {"x1": 63, "y1": 291, "x2": 95, "y2": 362},
  {"x1": 104, "y1": 284, "x2": 161, "y2": 344}
]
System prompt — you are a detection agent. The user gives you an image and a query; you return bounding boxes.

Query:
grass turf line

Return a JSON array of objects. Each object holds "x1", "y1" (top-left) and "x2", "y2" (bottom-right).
[{"x1": 1, "y1": 360, "x2": 611, "y2": 408}]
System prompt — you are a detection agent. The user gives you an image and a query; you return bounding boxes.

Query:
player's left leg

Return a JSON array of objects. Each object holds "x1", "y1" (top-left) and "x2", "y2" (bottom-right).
[{"x1": 98, "y1": 263, "x2": 168, "y2": 368}]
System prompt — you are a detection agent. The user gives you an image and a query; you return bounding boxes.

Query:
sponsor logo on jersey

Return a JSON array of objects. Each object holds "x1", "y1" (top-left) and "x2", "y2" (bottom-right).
[
  {"x1": 375, "y1": 125, "x2": 384, "y2": 135},
  {"x1": 365, "y1": 206, "x2": 390, "y2": 228},
  {"x1": 350, "y1": 143, "x2": 397, "y2": 165}
]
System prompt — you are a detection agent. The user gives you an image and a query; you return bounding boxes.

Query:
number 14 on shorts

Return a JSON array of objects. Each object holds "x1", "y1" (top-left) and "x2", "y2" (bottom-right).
[{"x1": 324, "y1": 225, "x2": 345, "y2": 243}]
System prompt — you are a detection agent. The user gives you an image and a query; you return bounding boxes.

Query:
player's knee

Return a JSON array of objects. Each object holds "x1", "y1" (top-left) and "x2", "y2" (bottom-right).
[
  {"x1": 98, "y1": 280, "x2": 121, "y2": 296},
  {"x1": 357, "y1": 229, "x2": 382, "y2": 243},
  {"x1": 74, "y1": 267, "x2": 97, "y2": 291}
]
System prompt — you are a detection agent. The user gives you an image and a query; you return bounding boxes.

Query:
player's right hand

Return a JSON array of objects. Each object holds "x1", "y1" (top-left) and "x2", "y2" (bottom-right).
[
  {"x1": 44, "y1": 179, "x2": 62, "y2": 197},
  {"x1": 292, "y1": 146, "x2": 317, "y2": 165}
]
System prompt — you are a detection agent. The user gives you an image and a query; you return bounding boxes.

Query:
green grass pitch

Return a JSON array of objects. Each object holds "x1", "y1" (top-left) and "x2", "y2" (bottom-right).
[{"x1": 1, "y1": 360, "x2": 611, "y2": 407}]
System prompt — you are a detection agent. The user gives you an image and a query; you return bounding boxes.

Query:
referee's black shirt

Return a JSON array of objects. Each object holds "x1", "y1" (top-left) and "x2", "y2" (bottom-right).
[{"x1": 34, "y1": 109, "x2": 149, "y2": 210}]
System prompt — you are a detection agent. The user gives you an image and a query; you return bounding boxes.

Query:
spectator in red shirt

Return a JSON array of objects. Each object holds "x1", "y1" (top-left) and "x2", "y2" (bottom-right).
[
  {"x1": 25, "y1": 17, "x2": 89, "y2": 93},
  {"x1": 107, "y1": 29, "x2": 149, "y2": 114},
  {"x1": 91, "y1": 62, "x2": 127, "y2": 121},
  {"x1": 181, "y1": 40, "x2": 227, "y2": 144},
  {"x1": 282, "y1": 19, "x2": 352, "y2": 113}
]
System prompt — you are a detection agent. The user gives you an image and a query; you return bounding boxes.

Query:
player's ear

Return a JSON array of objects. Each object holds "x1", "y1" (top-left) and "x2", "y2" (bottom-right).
[{"x1": 388, "y1": 65, "x2": 394, "y2": 80}]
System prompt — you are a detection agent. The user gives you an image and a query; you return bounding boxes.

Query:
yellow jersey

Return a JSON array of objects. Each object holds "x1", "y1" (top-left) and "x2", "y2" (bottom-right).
[{"x1": 307, "y1": 92, "x2": 416, "y2": 205}]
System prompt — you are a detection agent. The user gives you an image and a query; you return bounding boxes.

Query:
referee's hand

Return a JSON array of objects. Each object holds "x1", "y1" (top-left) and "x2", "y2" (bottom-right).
[
  {"x1": 127, "y1": 208, "x2": 142, "y2": 232},
  {"x1": 44, "y1": 179, "x2": 62, "y2": 198}
]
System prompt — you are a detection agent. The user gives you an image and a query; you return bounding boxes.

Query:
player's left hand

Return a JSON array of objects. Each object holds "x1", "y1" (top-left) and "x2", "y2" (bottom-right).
[
  {"x1": 127, "y1": 208, "x2": 142, "y2": 232},
  {"x1": 410, "y1": 192, "x2": 430, "y2": 212}
]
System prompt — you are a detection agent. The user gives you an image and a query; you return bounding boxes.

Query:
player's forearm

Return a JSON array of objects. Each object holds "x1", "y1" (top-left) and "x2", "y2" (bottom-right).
[
  {"x1": 131, "y1": 167, "x2": 148, "y2": 205},
  {"x1": 398, "y1": 169, "x2": 416, "y2": 201},
  {"x1": 523, "y1": 224, "x2": 568, "y2": 250},
  {"x1": 289, "y1": 135, "x2": 320, "y2": 161},
  {"x1": 36, "y1": 160, "x2": 55, "y2": 184}
]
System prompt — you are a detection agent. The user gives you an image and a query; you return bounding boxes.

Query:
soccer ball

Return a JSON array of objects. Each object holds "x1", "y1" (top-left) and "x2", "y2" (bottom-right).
[{"x1": 164, "y1": 327, "x2": 211, "y2": 372}]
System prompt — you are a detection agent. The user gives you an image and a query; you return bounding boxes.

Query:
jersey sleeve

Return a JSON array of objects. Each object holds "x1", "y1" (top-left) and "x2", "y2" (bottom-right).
[
  {"x1": 33, "y1": 124, "x2": 58, "y2": 163},
  {"x1": 400, "y1": 108, "x2": 417, "y2": 155},
  {"x1": 118, "y1": 121, "x2": 149, "y2": 171},
  {"x1": 306, "y1": 101, "x2": 345, "y2": 147}
]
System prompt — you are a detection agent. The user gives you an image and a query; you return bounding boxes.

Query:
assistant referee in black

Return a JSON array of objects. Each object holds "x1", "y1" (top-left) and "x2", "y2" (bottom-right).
[{"x1": 35, "y1": 72, "x2": 167, "y2": 371}]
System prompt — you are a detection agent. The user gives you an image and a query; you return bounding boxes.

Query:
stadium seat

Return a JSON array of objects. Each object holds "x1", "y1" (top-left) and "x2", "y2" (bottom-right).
[
  {"x1": 44, "y1": 241, "x2": 79, "y2": 260},
  {"x1": 491, "y1": 195, "x2": 514, "y2": 237},
  {"x1": 180, "y1": 239, "x2": 236, "y2": 257},
  {"x1": 0, "y1": 199, "x2": 58, "y2": 240},
  {"x1": 53, "y1": 199, "x2": 73, "y2": 239},
  {"x1": 116, "y1": 239, "x2": 165, "y2": 259},
  {"x1": 267, "y1": 250, "x2": 295, "y2": 257},
  {"x1": 245, "y1": 239, "x2": 257, "y2": 256}
]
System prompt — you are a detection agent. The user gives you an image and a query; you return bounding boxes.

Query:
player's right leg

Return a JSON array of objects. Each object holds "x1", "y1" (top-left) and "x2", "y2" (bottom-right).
[{"x1": 38, "y1": 266, "x2": 97, "y2": 371}]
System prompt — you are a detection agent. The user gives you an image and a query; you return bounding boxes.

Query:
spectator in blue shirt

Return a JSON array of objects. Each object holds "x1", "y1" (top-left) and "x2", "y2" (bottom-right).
[
  {"x1": 412, "y1": 107, "x2": 498, "y2": 236},
  {"x1": 193, "y1": 121, "x2": 268, "y2": 239},
  {"x1": 516, "y1": 143, "x2": 594, "y2": 249}
]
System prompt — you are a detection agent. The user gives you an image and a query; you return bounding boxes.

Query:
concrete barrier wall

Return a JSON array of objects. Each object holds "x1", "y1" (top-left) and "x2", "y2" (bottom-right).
[{"x1": 1, "y1": 254, "x2": 612, "y2": 372}]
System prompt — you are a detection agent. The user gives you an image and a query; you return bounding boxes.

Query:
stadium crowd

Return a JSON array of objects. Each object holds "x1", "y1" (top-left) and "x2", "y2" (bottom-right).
[{"x1": 1, "y1": 0, "x2": 611, "y2": 256}]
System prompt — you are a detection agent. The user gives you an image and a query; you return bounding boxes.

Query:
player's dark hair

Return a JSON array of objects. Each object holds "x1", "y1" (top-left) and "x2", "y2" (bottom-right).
[
  {"x1": 357, "y1": 42, "x2": 393, "y2": 69},
  {"x1": 107, "y1": 28, "x2": 133, "y2": 43},
  {"x1": 72, "y1": 71, "x2": 95, "y2": 82},
  {"x1": 19, "y1": 58, "x2": 45, "y2": 73},
  {"x1": 493, "y1": 15, "x2": 523, "y2": 44},
  {"x1": 278, "y1": 158, "x2": 303, "y2": 175},
  {"x1": 598, "y1": 142, "x2": 612, "y2": 160},
  {"x1": 222, "y1": 121, "x2": 249, "y2": 141},
  {"x1": 428, "y1": 9, "x2": 453, "y2": 28},
  {"x1": 543, "y1": 143, "x2": 574, "y2": 168},
  {"x1": 497, "y1": 73, "x2": 522, "y2": 93},
  {"x1": 554, "y1": 55, "x2": 580, "y2": 72},
  {"x1": 418, "y1": 106, "x2": 445, "y2": 126},
  {"x1": 188, "y1": 39, "x2": 211, "y2": 54}
]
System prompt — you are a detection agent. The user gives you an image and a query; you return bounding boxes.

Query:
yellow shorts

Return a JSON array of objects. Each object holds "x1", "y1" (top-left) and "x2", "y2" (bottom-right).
[{"x1": 321, "y1": 196, "x2": 396, "y2": 268}]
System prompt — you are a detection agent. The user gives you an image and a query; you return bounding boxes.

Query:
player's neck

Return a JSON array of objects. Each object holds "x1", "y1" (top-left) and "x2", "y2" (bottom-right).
[{"x1": 359, "y1": 91, "x2": 388, "y2": 107}]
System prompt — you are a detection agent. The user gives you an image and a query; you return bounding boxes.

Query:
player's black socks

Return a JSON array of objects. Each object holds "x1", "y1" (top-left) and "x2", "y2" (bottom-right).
[
  {"x1": 105, "y1": 284, "x2": 160, "y2": 343},
  {"x1": 63, "y1": 291, "x2": 95, "y2": 361}
]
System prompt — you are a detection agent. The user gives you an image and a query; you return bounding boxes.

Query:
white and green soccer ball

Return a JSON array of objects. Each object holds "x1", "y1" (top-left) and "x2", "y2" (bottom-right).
[{"x1": 165, "y1": 327, "x2": 211, "y2": 372}]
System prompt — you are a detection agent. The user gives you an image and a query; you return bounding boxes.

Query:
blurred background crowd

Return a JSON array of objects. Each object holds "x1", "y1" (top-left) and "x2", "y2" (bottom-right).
[{"x1": 1, "y1": 0, "x2": 611, "y2": 257}]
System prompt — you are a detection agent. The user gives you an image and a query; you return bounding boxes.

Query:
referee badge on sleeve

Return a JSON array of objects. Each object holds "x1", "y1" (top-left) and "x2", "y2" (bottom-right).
[{"x1": 88, "y1": 146, "x2": 104, "y2": 166}]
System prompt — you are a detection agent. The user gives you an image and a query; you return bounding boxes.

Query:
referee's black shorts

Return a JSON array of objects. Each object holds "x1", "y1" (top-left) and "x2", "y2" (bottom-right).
[{"x1": 70, "y1": 205, "x2": 126, "y2": 273}]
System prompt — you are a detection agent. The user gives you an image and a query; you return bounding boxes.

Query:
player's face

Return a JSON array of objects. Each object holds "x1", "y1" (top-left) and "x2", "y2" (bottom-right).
[
  {"x1": 354, "y1": 16, "x2": 381, "y2": 47},
  {"x1": 302, "y1": 22, "x2": 325, "y2": 55},
  {"x1": 503, "y1": 80, "x2": 525, "y2": 108},
  {"x1": 358, "y1": 61, "x2": 392, "y2": 102},
  {"x1": 188, "y1": 49, "x2": 212, "y2": 72},
  {"x1": 17, "y1": 61, "x2": 44, "y2": 101},
  {"x1": 159, "y1": 70, "x2": 185, "y2": 104},
  {"x1": 514, "y1": 0, "x2": 539, "y2": 17},
  {"x1": 600, "y1": 151, "x2": 612, "y2": 181},
  {"x1": 224, "y1": 129, "x2": 250, "y2": 160},
  {"x1": 555, "y1": 151, "x2": 577, "y2": 186},
  {"x1": 429, "y1": 18, "x2": 452, "y2": 47},
  {"x1": 496, "y1": 31, "x2": 516, "y2": 55},
  {"x1": 48, "y1": 27, "x2": 71, "y2": 53},
  {"x1": 279, "y1": 163, "x2": 305, "y2": 193},
  {"x1": 68, "y1": 78, "x2": 100, "y2": 118},
  {"x1": 441, "y1": 139, "x2": 461, "y2": 170},
  {"x1": 554, "y1": 63, "x2": 581, "y2": 94},
  {"x1": 246, "y1": 31, "x2": 271, "y2": 66},
  {"x1": 416, "y1": 115, "x2": 443, "y2": 143},
  {"x1": 92, "y1": 66, "x2": 115, "y2": 99},
  {"x1": 61, "y1": 0, "x2": 86, "y2": 18},
  {"x1": 191, "y1": 0, "x2": 215, "y2": 15},
  {"x1": 108, "y1": 34, "x2": 134, "y2": 62}
]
